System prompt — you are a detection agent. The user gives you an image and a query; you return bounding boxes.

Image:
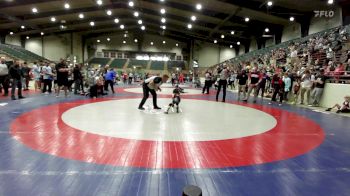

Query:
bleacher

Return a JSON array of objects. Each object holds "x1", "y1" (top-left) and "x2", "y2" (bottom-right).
[
  {"x1": 110, "y1": 59, "x2": 127, "y2": 69},
  {"x1": 168, "y1": 61, "x2": 186, "y2": 70},
  {"x1": 128, "y1": 60, "x2": 148, "y2": 68},
  {"x1": 0, "y1": 44, "x2": 47, "y2": 62},
  {"x1": 150, "y1": 61, "x2": 165, "y2": 70},
  {"x1": 88, "y1": 58, "x2": 111, "y2": 66}
]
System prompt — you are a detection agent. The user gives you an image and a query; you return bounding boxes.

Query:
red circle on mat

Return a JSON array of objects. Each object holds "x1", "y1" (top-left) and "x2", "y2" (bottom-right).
[{"x1": 10, "y1": 97, "x2": 325, "y2": 169}]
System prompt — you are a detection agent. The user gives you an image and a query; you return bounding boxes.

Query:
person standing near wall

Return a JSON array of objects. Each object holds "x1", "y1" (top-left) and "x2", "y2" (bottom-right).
[
  {"x1": 216, "y1": 66, "x2": 229, "y2": 102},
  {"x1": 0, "y1": 60, "x2": 9, "y2": 96},
  {"x1": 9, "y1": 61, "x2": 25, "y2": 100},
  {"x1": 236, "y1": 69, "x2": 248, "y2": 100},
  {"x1": 311, "y1": 69, "x2": 326, "y2": 107},
  {"x1": 300, "y1": 69, "x2": 314, "y2": 105},
  {"x1": 32, "y1": 62, "x2": 41, "y2": 91}
]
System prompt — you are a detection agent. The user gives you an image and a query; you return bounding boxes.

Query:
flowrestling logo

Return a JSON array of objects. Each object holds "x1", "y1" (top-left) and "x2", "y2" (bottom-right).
[{"x1": 314, "y1": 10, "x2": 335, "y2": 18}]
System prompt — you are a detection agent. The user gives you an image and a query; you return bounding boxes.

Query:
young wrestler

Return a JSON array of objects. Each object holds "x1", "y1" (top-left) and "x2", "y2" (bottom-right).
[
  {"x1": 325, "y1": 96, "x2": 350, "y2": 113},
  {"x1": 165, "y1": 85, "x2": 183, "y2": 114}
]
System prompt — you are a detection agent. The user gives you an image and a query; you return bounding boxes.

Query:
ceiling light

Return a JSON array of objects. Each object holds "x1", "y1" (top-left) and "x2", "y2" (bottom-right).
[
  {"x1": 237, "y1": 41, "x2": 240, "y2": 45},
  {"x1": 196, "y1": 4, "x2": 202, "y2": 10},
  {"x1": 141, "y1": 25, "x2": 145, "y2": 30},
  {"x1": 191, "y1": 16, "x2": 197, "y2": 21},
  {"x1": 176, "y1": 43, "x2": 179, "y2": 47},
  {"x1": 267, "y1": 1, "x2": 273, "y2": 6},
  {"x1": 9, "y1": 32, "x2": 13, "y2": 35},
  {"x1": 160, "y1": 8, "x2": 166, "y2": 14},
  {"x1": 113, "y1": 18, "x2": 119, "y2": 23},
  {"x1": 32, "y1": 7, "x2": 38, "y2": 13},
  {"x1": 163, "y1": 41, "x2": 166, "y2": 44},
  {"x1": 265, "y1": 28, "x2": 269, "y2": 32},
  {"x1": 129, "y1": 1, "x2": 134, "y2": 7},
  {"x1": 123, "y1": 40, "x2": 126, "y2": 44},
  {"x1": 187, "y1": 24, "x2": 192, "y2": 29},
  {"x1": 230, "y1": 45, "x2": 233, "y2": 48},
  {"x1": 21, "y1": 25, "x2": 25, "y2": 29},
  {"x1": 214, "y1": 40, "x2": 217, "y2": 43},
  {"x1": 160, "y1": 0, "x2": 164, "y2": 2},
  {"x1": 40, "y1": 32, "x2": 44, "y2": 36},
  {"x1": 51, "y1": 17, "x2": 56, "y2": 22},
  {"x1": 26, "y1": 36, "x2": 30, "y2": 39},
  {"x1": 64, "y1": 3, "x2": 70, "y2": 9},
  {"x1": 150, "y1": 42, "x2": 154, "y2": 45},
  {"x1": 96, "y1": 0, "x2": 103, "y2": 5},
  {"x1": 134, "y1": 39, "x2": 138, "y2": 43},
  {"x1": 245, "y1": 17, "x2": 250, "y2": 22},
  {"x1": 60, "y1": 25, "x2": 67, "y2": 29},
  {"x1": 124, "y1": 34, "x2": 127, "y2": 37},
  {"x1": 107, "y1": 38, "x2": 110, "y2": 41},
  {"x1": 328, "y1": 0, "x2": 333, "y2": 4},
  {"x1": 120, "y1": 24, "x2": 125, "y2": 29},
  {"x1": 90, "y1": 21, "x2": 95, "y2": 26},
  {"x1": 289, "y1": 16, "x2": 295, "y2": 21},
  {"x1": 161, "y1": 18, "x2": 166, "y2": 23},
  {"x1": 134, "y1": 11, "x2": 139, "y2": 17},
  {"x1": 97, "y1": 40, "x2": 100, "y2": 43},
  {"x1": 231, "y1": 31, "x2": 235, "y2": 35},
  {"x1": 221, "y1": 34, "x2": 225, "y2": 39},
  {"x1": 78, "y1": 13, "x2": 84, "y2": 19},
  {"x1": 106, "y1": 10, "x2": 112, "y2": 16},
  {"x1": 138, "y1": 20, "x2": 142, "y2": 24},
  {"x1": 161, "y1": 25, "x2": 166, "y2": 30}
]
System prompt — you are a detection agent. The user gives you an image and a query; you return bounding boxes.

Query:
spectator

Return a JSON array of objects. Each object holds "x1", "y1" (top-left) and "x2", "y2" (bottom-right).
[
  {"x1": 202, "y1": 70, "x2": 212, "y2": 94},
  {"x1": 311, "y1": 69, "x2": 326, "y2": 106},
  {"x1": 56, "y1": 59, "x2": 70, "y2": 97},
  {"x1": 41, "y1": 62, "x2": 53, "y2": 94},
  {"x1": 269, "y1": 73, "x2": 284, "y2": 106},
  {"x1": 32, "y1": 62, "x2": 41, "y2": 91},
  {"x1": 325, "y1": 96, "x2": 350, "y2": 113},
  {"x1": 104, "y1": 68, "x2": 116, "y2": 94},
  {"x1": 216, "y1": 66, "x2": 229, "y2": 102},
  {"x1": 300, "y1": 70, "x2": 314, "y2": 105},
  {"x1": 283, "y1": 72, "x2": 291, "y2": 101},
  {"x1": 9, "y1": 61, "x2": 25, "y2": 100},
  {"x1": 21, "y1": 62, "x2": 31, "y2": 91},
  {"x1": 237, "y1": 69, "x2": 248, "y2": 100},
  {"x1": 0, "y1": 60, "x2": 9, "y2": 96},
  {"x1": 73, "y1": 64, "x2": 84, "y2": 95}
]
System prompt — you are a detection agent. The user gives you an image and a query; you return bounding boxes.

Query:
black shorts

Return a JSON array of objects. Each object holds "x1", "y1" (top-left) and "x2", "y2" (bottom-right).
[
  {"x1": 341, "y1": 108, "x2": 350, "y2": 113},
  {"x1": 57, "y1": 78, "x2": 69, "y2": 87}
]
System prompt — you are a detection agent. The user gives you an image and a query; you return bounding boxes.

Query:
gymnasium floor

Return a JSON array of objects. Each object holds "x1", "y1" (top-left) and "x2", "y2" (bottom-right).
[{"x1": 0, "y1": 84, "x2": 349, "y2": 196}]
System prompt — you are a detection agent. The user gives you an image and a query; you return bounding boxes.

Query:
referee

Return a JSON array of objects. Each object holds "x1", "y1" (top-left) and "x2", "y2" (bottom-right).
[{"x1": 138, "y1": 74, "x2": 169, "y2": 110}]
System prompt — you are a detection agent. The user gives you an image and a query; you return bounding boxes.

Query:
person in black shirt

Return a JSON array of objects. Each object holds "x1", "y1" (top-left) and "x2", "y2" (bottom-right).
[
  {"x1": 9, "y1": 61, "x2": 25, "y2": 100},
  {"x1": 21, "y1": 62, "x2": 31, "y2": 91},
  {"x1": 257, "y1": 70, "x2": 268, "y2": 98},
  {"x1": 311, "y1": 69, "x2": 326, "y2": 106},
  {"x1": 56, "y1": 59, "x2": 69, "y2": 97},
  {"x1": 236, "y1": 70, "x2": 248, "y2": 100},
  {"x1": 165, "y1": 84, "x2": 182, "y2": 114},
  {"x1": 73, "y1": 64, "x2": 84, "y2": 95}
]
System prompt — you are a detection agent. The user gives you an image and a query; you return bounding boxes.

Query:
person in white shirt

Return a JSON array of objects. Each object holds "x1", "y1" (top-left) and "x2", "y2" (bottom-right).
[
  {"x1": 41, "y1": 63, "x2": 53, "y2": 94},
  {"x1": 32, "y1": 62, "x2": 41, "y2": 91},
  {"x1": 0, "y1": 60, "x2": 9, "y2": 96},
  {"x1": 300, "y1": 70, "x2": 314, "y2": 105},
  {"x1": 138, "y1": 74, "x2": 169, "y2": 110},
  {"x1": 216, "y1": 66, "x2": 229, "y2": 102}
]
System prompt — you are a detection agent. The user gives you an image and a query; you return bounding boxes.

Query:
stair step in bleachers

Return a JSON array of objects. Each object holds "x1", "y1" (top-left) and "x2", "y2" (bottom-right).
[
  {"x1": 110, "y1": 59, "x2": 127, "y2": 69},
  {"x1": 150, "y1": 61, "x2": 165, "y2": 70}
]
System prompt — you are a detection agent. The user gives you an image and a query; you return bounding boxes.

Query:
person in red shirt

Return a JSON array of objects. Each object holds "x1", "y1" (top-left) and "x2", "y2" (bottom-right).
[
  {"x1": 269, "y1": 73, "x2": 284, "y2": 106},
  {"x1": 243, "y1": 67, "x2": 262, "y2": 103}
]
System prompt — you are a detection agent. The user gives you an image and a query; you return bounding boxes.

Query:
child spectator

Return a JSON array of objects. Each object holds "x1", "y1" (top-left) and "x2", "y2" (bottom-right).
[{"x1": 325, "y1": 96, "x2": 350, "y2": 113}]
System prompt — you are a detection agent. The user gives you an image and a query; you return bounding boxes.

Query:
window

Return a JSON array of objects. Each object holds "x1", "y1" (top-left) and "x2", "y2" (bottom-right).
[
  {"x1": 110, "y1": 52, "x2": 116, "y2": 58},
  {"x1": 176, "y1": 56, "x2": 182, "y2": 61},
  {"x1": 124, "y1": 54, "x2": 128, "y2": 59},
  {"x1": 117, "y1": 53, "x2": 123, "y2": 59},
  {"x1": 103, "y1": 52, "x2": 109, "y2": 58},
  {"x1": 183, "y1": 56, "x2": 188, "y2": 61}
]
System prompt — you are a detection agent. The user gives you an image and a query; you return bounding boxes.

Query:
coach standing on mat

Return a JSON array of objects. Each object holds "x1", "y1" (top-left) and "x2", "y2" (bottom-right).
[{"x1": 138, "y1": 74, "x2": 169, "y2": 110}]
